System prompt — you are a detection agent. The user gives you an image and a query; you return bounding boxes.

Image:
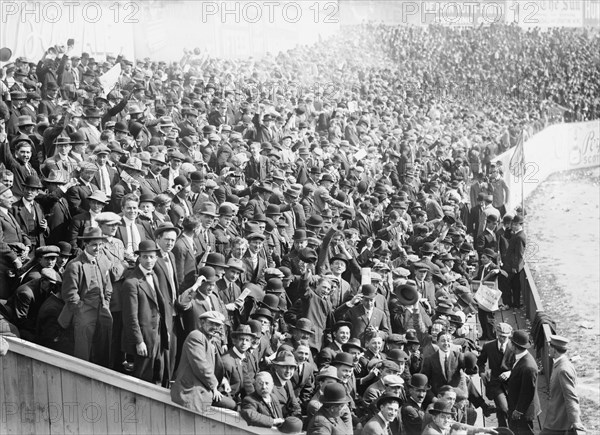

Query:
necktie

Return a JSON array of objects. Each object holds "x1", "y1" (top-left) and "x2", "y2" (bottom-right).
[
  {"x1": 163, "y1": 253, "x2": 176, "y2": 303},
  {"x1": 129, "y1": 223, "x2": 140, "y2": 251},
  {"x1": 444, "y1": 353, "x2": 450, "y2": 379}
]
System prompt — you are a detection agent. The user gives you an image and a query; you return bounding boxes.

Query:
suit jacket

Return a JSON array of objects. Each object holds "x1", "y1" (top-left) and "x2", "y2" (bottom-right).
[
  {"x1": 244, "y1": 155, "x2": 270, "y2": 184},
  {"x1": 335, "y1": 304, "x2": 390, "y2": 343},
  {"x1": 139, "y1": 173, "x2": 170, "y2": 196},
  {"x1": 420, "y1": 348, "x2": 464, "y2": 395},
  {"x1": 69, "y1": 211, "x2": 93, "y2": 248},
  {"x1": 291, "y1": 360, "x2": 316, "y2": 408},
  {"x1": 61, "y1": 252, "x2": 113, "y2": 310},
  {"x1": 121, "y1": 267, "x2": 168, "y2": 354},
  {"x1": 241, "y1": 251, "x2": 267, "y2": 286},
  {"x1": 476, "y1": 228, "x2": 497, "y2": 254},
  {"x1": 44, "y1": 195, "x2": 71, "y2": 246},
  {"x1": 306, "y1": 406, "x2": 354, "y2": 435},
  {"x1": 507, "y1": 352, "x2": 541, "y2": 420},
  {"x1": 195, "y1": 227, "x2": 216, "y2": 257},
  {"x1": 115, "y1": 221, "x2": 150, "y2": 252},
  {"x1": 240, "y1": 392, "x2": 283, "y2": 428},
  {"x1": 179, "y1": 290, "x2": 230, "y2": 338},
  {"x1": 544, "y1": 356, "x2": 582, "y2": 430},
  {"x1": 170, "y1": 330, "x2": 218, "y2": 412},
  {"x1": 11, "y1": 199, "x2": 48, "y2": 247},
  {"x1": 503, "y1": 230, "x2": 526, "y2": 275},
  {"x1": 66, "y1": 181, "x2": 97, "y2": 215},
  {"x1": 220, "y1": 348, "x2": 253, "y2": 399},
  {"x1": 91, "y1": 165, "x2": 118, "y2": 191},
  {"x1": 362, "y1": 413, "x2": 393, "y2": 435},
  {"x1": 0, "y1": 208, "x2": 31, "y2": 247},
  {"x1": 477, "y1": 339, "x2": 513, "y2": 399},
  {"x1": 270, "y1": 372, "x2": 302, "y2": 418},
  {"x1": 172, "y1": 235, "x2": 198, "y2": 290}
]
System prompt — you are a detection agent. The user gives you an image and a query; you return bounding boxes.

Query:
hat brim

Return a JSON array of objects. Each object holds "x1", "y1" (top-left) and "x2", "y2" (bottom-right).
[
  {"x1": 23, "y1": 183, "x2": 44, "y2": 189},
  {"x1": 78, "y1": 235, "x2": 108, "y2": 240}
]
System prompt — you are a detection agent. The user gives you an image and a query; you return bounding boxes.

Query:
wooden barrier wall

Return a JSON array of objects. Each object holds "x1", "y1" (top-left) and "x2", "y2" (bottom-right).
[
  {"x1": 523, "y1": 264, "x2": 554, "y2": 384},
  {"x1": 0, "y1": 337, "x2": 277, "y2": 435}
]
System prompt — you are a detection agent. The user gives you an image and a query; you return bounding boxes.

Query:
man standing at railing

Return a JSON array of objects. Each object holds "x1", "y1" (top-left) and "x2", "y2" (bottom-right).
[
  {"x1": 540, "y1": 335, "x2": 586, "y2": 435},
  {"x1": 502, "y1": 215, "x2": 526, "y2": 309}
]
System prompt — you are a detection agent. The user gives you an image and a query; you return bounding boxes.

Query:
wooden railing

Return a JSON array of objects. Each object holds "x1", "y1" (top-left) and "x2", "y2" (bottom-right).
[
  {"x1": 0, "y1": 336, "x2": 277, "y2": 435},
  {"x1": 523, "y1": 264, "x2": 554, "y2": 384}
]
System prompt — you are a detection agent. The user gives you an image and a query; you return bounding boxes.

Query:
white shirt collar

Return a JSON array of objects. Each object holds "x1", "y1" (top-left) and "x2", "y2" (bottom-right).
[
  {"x1": 514, "y1": 349, "x2": 528, "y2": 364},
  {"x1": 232, "y1": 346, "x2": 246, "y2": 360}
]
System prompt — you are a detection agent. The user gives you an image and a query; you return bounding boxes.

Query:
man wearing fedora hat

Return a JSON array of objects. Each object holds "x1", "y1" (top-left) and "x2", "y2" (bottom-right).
[
  {"x1": 41, "y1": 136, "x2": 78, "y2": 181},
  {"x1": 66, "y1": 161, "x2": 99, "y2": 215},
  {"x1": 121, "y1": 240, "x2": 169, "y2": 385},
  {"x1": 243, "y1": 181, "x2": 273, "y2": 219},
  {"x1": 11, "y1": 174, "x2": 48, "y2": 250},
  {"x1": 506, "y1": 330, "x2": 540, "y2": 435},
  {"x1": 68, "y1": 189, "x2": 108, "y2": 249},
  {"x1": 502, "y1": 215, "x2": 526, "y2": 309},
  {"x1": 541, "y1": 335, "x2": 585, "y2": 435},
  {"x1": 219, "y1": 324, "x2": 258, "y2": 404},
  {"x1": 60, "y1": 227, "x2": 113, "y2": 366},
  {"x1": 306, "y1": 382, "x2": 353, "y2": 435},
  {"x1": 269, "y1": 349, "x2": 302, "y2": 418}
]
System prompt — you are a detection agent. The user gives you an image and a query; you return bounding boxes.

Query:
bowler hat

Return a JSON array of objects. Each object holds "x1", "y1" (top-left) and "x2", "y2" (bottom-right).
[
  {"x1": 292, "y1": 318, "x2": 315, "y2": 335},
  {"x1": 511, "y1": 330, "x2": 531, "y2": 349},
  {"x1": 153, "y1": 222, "x2": 181, "y2": 238},
  {"x1": 512, "y1": 215, "x2": 524, "y2": 224},
  {"x1": 429, "y1": 399, "x2": 455, "y2": 415},
  {"x1": 251, "y1": 307, "x2": 273, "y2": 322},
  {"x1": 342, "y1": 338, "x2": 364, "y2": 353},
  {"x1": 407, "y1": 373, "x2": 430, "y2": 390},
  {"x1": 319, "y1": 174, "x2": 334, "y2": 183},
  {"x1": 266, "y1": 278, "x2": 285, "y2": 294},
  {"x1": 22, "y1": 175, "x2": 43, "y2": 189},
  {"x1": 361, "y1": 284, "x2": 377, "y2": 299},
  {"x1": 332, "y1": 320, "x2": 352, "y2": 333},
  {"x1": 259, "y1": 294, "x2": 282, "y2": 313},
  {"x1": 278, "y1": 417, "x2": 303, "y2": 434},
  {"x1": 57, "y1": 241, "x2": 73, "y2": 257},
  {"x1": 198, "y1": 266, "x2": 218, "y2": 283},
  {"x1": 296, "y1": 248, "x2": 316, "y2": 264},
  {"x1": 376, "y1": 392, "x2": 403, "y2": 409},
  {"x1": 306, "y1": 215, "x2": 323, "y2": 228},
  {"x1": 420, "y1": 242, "x2": 435, "y2": 254},
  {"x1": 331, "y1": 352, "x2": 354, "y2": 367},
  {"x1": 205, "y1": 253, "x2": 227, "y2": 269},
  {"x1": 134, "y1": 240, "x2": 161, "y2": 255},
  {"x1": 394, "y1": 284, "x2": 419, "y2": 306},
  {"x1": 293, "y1": 229, "x2": 307, "y2": 241},
  {"x1": 320, "y1": 383, "x2": 349, "y2": 405},
  {"x1": 388, "y1": 349, "x2": 410, "y2": 363}
]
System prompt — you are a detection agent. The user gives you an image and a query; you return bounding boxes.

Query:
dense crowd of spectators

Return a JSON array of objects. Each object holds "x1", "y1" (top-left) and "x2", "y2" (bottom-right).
[{"x1": 0, "y1": 22, "x2": 592, "y2": 434}]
